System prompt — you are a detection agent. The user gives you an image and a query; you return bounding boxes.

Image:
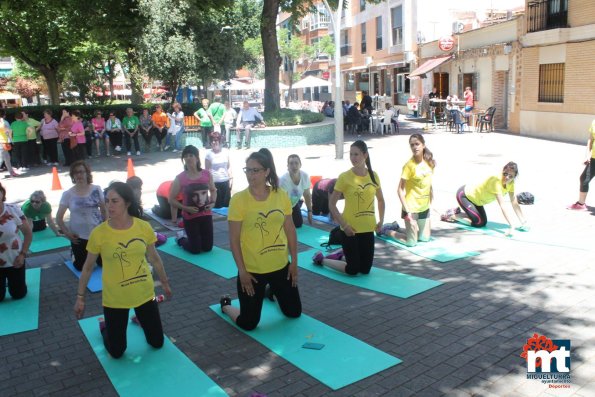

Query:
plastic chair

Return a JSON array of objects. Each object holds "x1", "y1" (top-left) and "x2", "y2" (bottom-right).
[
  {"x1": 478, "y1": 107, "x2": 496, "y2": 132},
  {"x1": 451, "y1": 110, "x2": 468, "y2": 133}
]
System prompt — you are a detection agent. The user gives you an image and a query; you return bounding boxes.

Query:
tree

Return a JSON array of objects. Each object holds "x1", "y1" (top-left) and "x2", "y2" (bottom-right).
[
  {"x1": 278, "y1": 28, "x2": 313, "y2": 105},
  {"x1": 0, "y1": 0, "x2": 88, "y2": 104},
  {"x1": 244, "y1": 37, "x2": 265, "y2": 80}
]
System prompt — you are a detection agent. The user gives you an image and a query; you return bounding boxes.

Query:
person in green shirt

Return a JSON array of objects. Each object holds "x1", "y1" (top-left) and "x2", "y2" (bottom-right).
[
  {"x1": 194, "y1": 98, "x2": 213, "y2": 149},
  {"x1": 21, "y1": 190, "x2": 62, "y2": 235},
  {"x1": 22, "y1": 111, "x2": 41, "y2": 166},
  {"x1": 10, "y1": 112, "x2": 29, "y2": 170},
  {"x1": 208, "y1": 95, "x2": 226, "y2": 145},
  {"x1": 122, "y1": 107, "x2": 141, "y2": 156}
]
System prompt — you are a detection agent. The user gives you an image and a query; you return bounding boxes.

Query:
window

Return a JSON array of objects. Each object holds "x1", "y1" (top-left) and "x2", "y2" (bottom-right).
[
  {"x1": 360, "y1": 0, "x2": 366, "y2": 11},
  {"x1": 361, "y1": 23, "x2": 367, "y2": 54},
  {"x1": 311, "y1": 6, "x2": 330, "y2": 30},
  {"x1": 538, "y1": 63, "x2": 564, "y2": 103},
  {"x1": 301, "y1": 18, "x2": 309, "y2": 31},
  {"x1": 458, "y1": 73, "x2": 480, "y2": 101},
  {"x1": 376, "y1": 16, "x2": 383, "y2": 50},
  {"x1": 340, "y1": 29, "x2": 351, "y2": 56},
  {"x1": 345, "y1": 72, "x2": 355, "y2": 91},
  {"x1": 357, "y1": 72, "x2": 369, "y2": 91},
  {"x1": 391, "y1": 6, "x2": 403, "y2": 46},
  {"x1": 396, "y1": 73, "x2": 410, "y2": 94}
]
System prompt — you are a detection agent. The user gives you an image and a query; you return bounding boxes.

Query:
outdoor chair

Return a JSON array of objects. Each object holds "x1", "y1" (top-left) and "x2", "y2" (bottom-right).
[
  {"x1": 451, "y1": 109, "x2": 468, "y2": 133},
  {"x1": 478, "y1": 107, "x2": 497, "y2": 132}
]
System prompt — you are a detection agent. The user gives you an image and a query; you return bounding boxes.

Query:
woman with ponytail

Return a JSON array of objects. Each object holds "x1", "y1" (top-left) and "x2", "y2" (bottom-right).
[
  {"x1": 382, "y1": 134, "x2": 435, "y2": 246},
  {"x1": 312, "y1": 140, "x2": 385, "y2": 275}
]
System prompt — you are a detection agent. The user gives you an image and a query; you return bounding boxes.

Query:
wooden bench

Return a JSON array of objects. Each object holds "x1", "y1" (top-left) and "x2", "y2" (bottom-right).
[{"x1": 184, "y1": 115, "x2": 200, "y2": 132}]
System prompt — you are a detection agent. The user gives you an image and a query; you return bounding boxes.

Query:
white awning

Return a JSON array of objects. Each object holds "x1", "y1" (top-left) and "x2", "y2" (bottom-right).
[{"x1": 292, "y1": 75, "x2": 331, "y2": 89}]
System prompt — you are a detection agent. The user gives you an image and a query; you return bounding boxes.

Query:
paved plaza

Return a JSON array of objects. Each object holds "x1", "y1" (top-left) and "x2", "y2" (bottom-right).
[{"x1": 1, "y1": 119, "x2": 594, "y2": 397}]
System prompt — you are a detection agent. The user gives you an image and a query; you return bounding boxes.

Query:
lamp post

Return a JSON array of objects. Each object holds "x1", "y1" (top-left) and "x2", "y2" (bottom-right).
[{"x1": 323, "y1": 0, "x2": 344, "y2": 160}]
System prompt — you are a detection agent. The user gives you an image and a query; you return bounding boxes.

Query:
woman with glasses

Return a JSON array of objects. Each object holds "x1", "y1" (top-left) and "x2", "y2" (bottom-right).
[
  {"x1": 21, "y1": 190, "x2": 61, "y2": 235},
  {"x1": 168, "y1": 145, "x2": 217, "y2": 254},
  {"x1": 441, "y1": 161, "x2": 527, "y2": 236},
  {"x1": 311, "y1": 140, "x2": 385, "y2": 275},
  {"x1": 56, "y1": 161, "x2": 107, "y2": 270},
  {"x1": 219, "y1": 150, "x2": 301, "y2": 330}
]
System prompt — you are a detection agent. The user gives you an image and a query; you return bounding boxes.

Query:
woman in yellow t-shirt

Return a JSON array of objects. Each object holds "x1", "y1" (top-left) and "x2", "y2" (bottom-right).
[
  {"x1": 383, "y1": 134, "x2": 435, "y2": 246},
  {"x1": 567, "y1": 119, "x2": 595, "y2": 210},
  {"x1": 312, "y1": 140, "x2": 385, "y2": 275},
  {"x1": 219, "y1": 151, "x2": 301, "y2": 331},
  {"x1": 441, "y1": 161, "x2": 527, "y2": 236},
  {"x1": 74, "y1": 182, "x2": 172, "y2": 359}
]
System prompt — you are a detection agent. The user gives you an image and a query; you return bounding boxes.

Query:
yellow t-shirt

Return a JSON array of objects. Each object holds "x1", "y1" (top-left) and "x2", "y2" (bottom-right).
[
  {"x1": 465, "y1": 175, "x2": 514, "y2": 207},
  {"x1": 228, "y1": 188, "x2": 292, "y2": 274},
  {"x1": 589, "y1": 119, "x2": 595, "y2": 158},
  {"x1": 87, "y1": 218, "x2": 157, "y2": 308},
  {"x1": 334, "y1": 169, "x2": 381, "y2": 233},
  {"x1": 401, "y1": 158, "x2": 433, "y2": 213}
]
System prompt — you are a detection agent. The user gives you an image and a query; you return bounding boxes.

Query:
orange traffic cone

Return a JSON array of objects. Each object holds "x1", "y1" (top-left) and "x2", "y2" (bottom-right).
[
  {"x1": 127, "y1": 158, "x2": 135, "y2": 179},
  {"x1": 51, "y1": 167, "x2": 62, "y2": 191}
]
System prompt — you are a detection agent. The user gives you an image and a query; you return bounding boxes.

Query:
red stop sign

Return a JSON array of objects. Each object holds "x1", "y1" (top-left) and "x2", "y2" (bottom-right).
[
  {"x1": 322, "y1": 71, "x2": 330, "y2": 79},
  {"x1": 438, "y1": 36, "x2": 455, "y2": 52}
]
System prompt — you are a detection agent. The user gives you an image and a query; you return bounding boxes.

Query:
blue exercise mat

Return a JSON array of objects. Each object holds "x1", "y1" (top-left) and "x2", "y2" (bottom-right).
[
  {"x1": 28, "y1": 228, "x2": 70, "y2": 253},
  {"x1": 297, "y1": 249, "x2": 442, "y2": 298},
  {"x1": 300, "y1": 209, "x2": 336, "y2": 225},
  {"x1": 158, "y1": 240, "x2": 237, "y2": 279},
  {"x1": 210, "y1": 299, "x2": 401, "y2": 390},
  {"x1": 64, "y1": 260, "x2": 102, "y2": 292},
  {"x1": 211, "y1": 207, "x2": 228, "y2": 217},
  {"x1": 376, "y1": 235, "x2": 480, "y2": 263},
  {"x1": 79, "y1": 315, "x2": 228, "y2": 397},
  {"x1": 0, "y1": 267, "x2": 41, "y2": 336},
  {"x1": 296, "y1": 224, "x2": 336, "y2": 249}
]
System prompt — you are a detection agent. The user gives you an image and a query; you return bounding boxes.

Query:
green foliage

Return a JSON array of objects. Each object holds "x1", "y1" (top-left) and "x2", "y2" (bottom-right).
[{"x1": 262, "y1": 109, "x2": 324, "y2": 126}]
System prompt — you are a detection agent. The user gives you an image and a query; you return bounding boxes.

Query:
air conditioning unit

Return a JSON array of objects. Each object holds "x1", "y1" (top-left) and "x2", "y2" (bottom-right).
[{"x1": 452, "y1": 21, "x2": 464, "y2": 34}]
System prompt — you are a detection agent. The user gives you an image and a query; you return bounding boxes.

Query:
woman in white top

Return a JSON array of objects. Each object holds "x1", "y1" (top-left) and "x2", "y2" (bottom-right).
[
  {"x1": 222, "y1": 101, "x2": 237, "y2": 148},
  {"x1": 205, "y1": 138, "x2": 232, "y2": 208},
  {"x1": 170, "y1": 102, "x2": 185, "y2": 152},
  {"x1": 56, "y1": 160, "x2": 107, "y2": 270},
  {"x1": 279, "y1": 154, "x2": 312, "y2": 228}
]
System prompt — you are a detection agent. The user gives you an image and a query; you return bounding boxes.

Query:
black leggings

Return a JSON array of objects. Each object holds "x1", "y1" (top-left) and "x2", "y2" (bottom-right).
[
  {"x1": 579, "y1": 160, "x2": 595, "y2": 193},
  {"x1": 124, "y1": 130, "x2": 140, "y2": 153},
  {"x1": 152, "y1": 195, "x2": 173, "y2": 219},
  {"x1": 102, "y1": 298, "x2": 164, "y2": 359},
  {"x1": 178, "y1": 215, "x2": 213, "y2": 254},
  {"x1": 42, "y1": 138, "x2": 59, "y2": 164},
  {"x1": 0, "y1": 264, "x2": 27, "y2": 302},
  {"x1": 456, "y1": 185, "x2": 487, "y2": 227},
  {"x1": 72, "y1": 238, "x2": 102, "y2": 271},
  {"x1": 291, "y1": 200, "x2": 304, "y2": 228},
  {"x1": 341, "y1": 231, "x2": 375, "y2": 275},
  {"x1": 214, "y1": 181, "x2": 231, "y2": 208},
  {"x1": 235, "y1": 263, "x2": 301, "y2": 331}
]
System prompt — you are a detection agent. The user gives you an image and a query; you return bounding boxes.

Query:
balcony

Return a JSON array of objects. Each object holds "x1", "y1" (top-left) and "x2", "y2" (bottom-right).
[
  {"x1": 340, "y1": 45, "x2": 352, "y2": 56},
  {"x1": 527, "y1": 0, "x2": 567, "y2": 33}
]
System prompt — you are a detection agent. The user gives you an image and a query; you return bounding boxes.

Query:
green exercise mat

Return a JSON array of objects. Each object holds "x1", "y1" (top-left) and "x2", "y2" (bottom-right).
[
  {"x1": 28, "y1": 228, "x2": 70, "y2": 253},
  {"x1": 158, "y1": 239, "x2": 237, "y2": 279},
  {"x1": 454, "y1": 220, "x2": 590, "y2": 251},
  {"x1": 209, "y1": 299, "x2": 401, "y2": 390},
  {"x1": 376, "y1": 234, "x2": 480, "y2": 262},
  {"x1": 296, "y1": 224, "x2": 334, "y2": 249},
  {"x1": 0, "y1": 267, "x2": 41, "y2": 336},
  {"x1": 79, "y1": 315, "x2": 228, "y2": 397},
  {"x1": 297, "y1": 249, "x2": 442, "y2": 298}
]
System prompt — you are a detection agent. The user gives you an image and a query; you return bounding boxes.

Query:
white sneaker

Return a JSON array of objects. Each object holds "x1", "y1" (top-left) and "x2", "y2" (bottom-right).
[
  {"x1": 172, "y1": 149, "x2": 179, "y2": 153},
  {"x1": 115, "y1": 146, "x2": 121, "y2": 152},
  {"x1": 175, "y1": 230, "x2": 186, "y2": 244},
  {"x1": 136, "y1": 151, "x2": 141, "y2": 156},
  {"x1": 127, "y1": 151, "x2": 131, "y2": 156},
  {"x1": 164, "y1": 145, "x2": 170, "y2": 151}
]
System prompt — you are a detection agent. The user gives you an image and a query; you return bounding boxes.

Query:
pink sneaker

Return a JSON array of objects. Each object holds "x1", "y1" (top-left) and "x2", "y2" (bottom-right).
[
  {"x1": 325, "y1": 248, "x2": 344, "y2": 261},
  {"x1": 312, "y1": 251, "x2": 324, "y2": 265},
  {"x1": 567, "y1": 202, "x2": 587, "y2": 210},
  {"x1": 98, "y1": 317, "x2": 106, "y2": 332}
]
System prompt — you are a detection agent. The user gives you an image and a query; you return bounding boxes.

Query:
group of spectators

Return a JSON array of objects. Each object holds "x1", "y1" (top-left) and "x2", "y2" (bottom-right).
[{"x1": 0, "y1": 98, "x2": 266, "y2": 178}]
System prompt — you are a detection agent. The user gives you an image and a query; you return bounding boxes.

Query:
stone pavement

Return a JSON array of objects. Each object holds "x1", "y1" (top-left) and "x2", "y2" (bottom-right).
[{"x1": 1, "y1": 119, "x2": 594, "y2": 397}]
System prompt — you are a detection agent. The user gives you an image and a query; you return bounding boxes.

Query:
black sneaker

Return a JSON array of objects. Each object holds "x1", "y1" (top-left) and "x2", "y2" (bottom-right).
[
  {"x1": 220, "y1": 295, "x2": 232, "y2": 311},
  {"x1": 265, "y1": 285, "x2": 275, "y2": 302}
]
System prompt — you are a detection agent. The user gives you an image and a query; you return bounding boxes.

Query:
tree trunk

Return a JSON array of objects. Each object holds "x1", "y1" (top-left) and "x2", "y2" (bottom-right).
[
  {"x1": 261, "y1": 0, "x2": 281, "y2": 112},
  {"x1": 39, "y1": 67, "x2": 60, "y2": 105},
  {"x1": 286, "y1": 64, "x2": 293, "y2": 107},
  {"x1": 127, "y1": 48, "x2": 145, "y2": 104}
]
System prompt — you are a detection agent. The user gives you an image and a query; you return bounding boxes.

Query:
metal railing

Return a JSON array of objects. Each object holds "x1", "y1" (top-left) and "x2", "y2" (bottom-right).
[{"x1": 527, "y1": 0, "x2": 568, "y2": 33}]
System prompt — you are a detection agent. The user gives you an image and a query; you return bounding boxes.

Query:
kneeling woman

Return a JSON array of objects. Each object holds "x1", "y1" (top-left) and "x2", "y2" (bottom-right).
[
  {"x1": 313, "y1": 140, "x2": 385, "y2": 275},
  {"x1": 74, "y1": 182, "x2": 172, "y2": 358},
  {"x1": 21, "y1": 190, "x2": 62, "y2": 236},
  {"x1": 169, "y1": 145, "x2": 217, "y2": 253},
  {"x1": 220, "y1": 151, "x2": 301, "y2": 330},
  {"x1": 383, "y1": 134, "x2": 435, "y2": 246},
  {"x1": 441, "y1": 161, "x2": 527, "y2": 235}
]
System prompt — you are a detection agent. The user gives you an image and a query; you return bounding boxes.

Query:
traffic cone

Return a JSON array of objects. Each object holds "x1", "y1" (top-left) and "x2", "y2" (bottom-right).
[
  {"x1": 51, "y1": 167, "x2": 62, "y2": 191},
  {"x1": 127, "y1": 158, "x2": 135, "y2": 179}
]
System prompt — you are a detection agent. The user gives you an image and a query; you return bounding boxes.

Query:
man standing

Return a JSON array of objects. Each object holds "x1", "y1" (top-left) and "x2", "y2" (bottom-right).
[
  {"x1": 235, "y1": 101, "x2": 264, "y2": 149},
  {"x1": 361, "y1": 90, "x2": 373, "y2": 113},
  {"x1": 464, "y1": 86, "x2": 474, "y2": 112},
  {"x1": 194, "y1": 98, "x2": 213, "y2": 149}
]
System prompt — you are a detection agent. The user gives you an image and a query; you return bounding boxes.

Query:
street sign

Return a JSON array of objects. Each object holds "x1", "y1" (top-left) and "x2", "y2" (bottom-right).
[
  {"x1": 438, "y1": 36, "x2": 455, "y2": 52},
  {"x1": 322, "y1": 71, "x2": 330, "y2": 79}
]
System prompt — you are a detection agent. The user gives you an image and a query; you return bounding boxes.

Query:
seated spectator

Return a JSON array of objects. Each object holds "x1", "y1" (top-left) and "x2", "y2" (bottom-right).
[
  {"x1": 235, "y1": 101, "x2": 265, "y2": 150},
  {"x1": 346, "y1": 102, "x2": 363, "y2": 134},
  {"x1": 151, "y1": 105, "x2": 168, "y2": 151},
  {"x1": 323, "y1": 101, "x2": 335, "y2": 117},
  {"x1": 21, "y1": 190, "x2": 61, "y2": 235}
]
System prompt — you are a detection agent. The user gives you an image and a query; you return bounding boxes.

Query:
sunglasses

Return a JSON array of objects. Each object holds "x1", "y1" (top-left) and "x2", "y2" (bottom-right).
[{"x1": 243, "y1": 167, "x2": 265, "y2": 174}]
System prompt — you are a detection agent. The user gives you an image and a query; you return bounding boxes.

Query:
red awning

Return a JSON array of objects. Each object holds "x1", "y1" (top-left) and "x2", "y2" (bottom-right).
[{"x1": 408, "y1": 56, "x2": 452, "y2": 79}]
